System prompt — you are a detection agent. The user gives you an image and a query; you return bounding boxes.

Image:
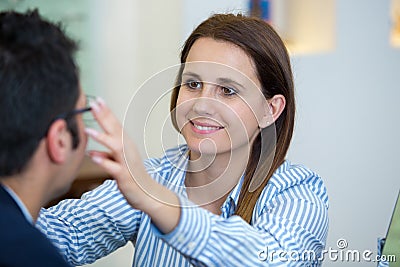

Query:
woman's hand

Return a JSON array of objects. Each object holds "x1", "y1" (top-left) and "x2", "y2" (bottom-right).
[{"x1": 84, "y1": 98, "x2": 180, "y2": 233}]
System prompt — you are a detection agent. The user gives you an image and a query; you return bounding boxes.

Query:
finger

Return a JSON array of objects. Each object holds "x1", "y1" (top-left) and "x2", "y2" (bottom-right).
[
  {"x1": 85, "y1": 128, "x2": 123, "y2": 160},
  {"x1": 90, "y1": 155, "x2": 137, "y2": 194},
  {"x1": 90, "y1": 97, "x2": 122, "y2": 136},
  {"x1": 87, "y1": 150, "x2": 114, "y2": 160},
  {"x1": 90, "y1": 154, "x2": 126, "y2": 179}
]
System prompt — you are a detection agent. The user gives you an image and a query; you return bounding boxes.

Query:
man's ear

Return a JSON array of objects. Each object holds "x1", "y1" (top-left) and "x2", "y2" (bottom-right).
[
  {"x1": 259, "y1": 94, "x2": 286, "y2": 128},
  {"x1": 46, "y1": 119, "x2": 71, "y2": 164}
]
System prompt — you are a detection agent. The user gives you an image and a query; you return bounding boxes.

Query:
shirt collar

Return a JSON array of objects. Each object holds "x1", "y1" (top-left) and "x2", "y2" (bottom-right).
[
  {"x1": 2, "y1": 184, "x2": 34, "y2": 224},
  {"x1": 220, "y1": 174, "x2": 244, "y2": 218},
  {"x1": 219, "y1": 160, "x2": 289, "y2": 217},
  {"x1": 166, "y1": 146, "x2": 190, "y2": 196}
]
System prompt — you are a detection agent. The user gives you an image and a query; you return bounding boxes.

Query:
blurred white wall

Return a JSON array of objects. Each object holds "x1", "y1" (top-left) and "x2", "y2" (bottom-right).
[{"x1": 289, "y1": 1, "x2": 400, "y2": 265}]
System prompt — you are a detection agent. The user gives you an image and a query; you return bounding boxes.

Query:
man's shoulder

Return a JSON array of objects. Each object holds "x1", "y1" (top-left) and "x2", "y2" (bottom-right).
[
  {"x1": 0, "y1": 203, "x2": 71, "y2": 266},
  {"x1": 0, "y1": 185, "x2": 71, "y2": 266}
]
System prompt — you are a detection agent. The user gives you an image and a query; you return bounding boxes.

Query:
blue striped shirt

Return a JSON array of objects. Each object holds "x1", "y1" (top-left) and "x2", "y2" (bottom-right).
[{"x1": 37, "y1": 145, "x2": 329, "y2": 266}]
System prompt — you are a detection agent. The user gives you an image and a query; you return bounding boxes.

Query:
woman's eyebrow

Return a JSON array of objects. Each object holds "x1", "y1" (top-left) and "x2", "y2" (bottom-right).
[
  {"x1": 216, "y1": 77, "x2": 246, "y2": 90},
  {"x1": 181, "y1": 71, "x2": 201, "y2": 80}
]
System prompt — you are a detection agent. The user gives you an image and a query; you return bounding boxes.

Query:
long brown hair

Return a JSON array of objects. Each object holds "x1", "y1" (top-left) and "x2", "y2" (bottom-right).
[{"x1": 170, "y1": 14, "x2": 295, "y2": 223}]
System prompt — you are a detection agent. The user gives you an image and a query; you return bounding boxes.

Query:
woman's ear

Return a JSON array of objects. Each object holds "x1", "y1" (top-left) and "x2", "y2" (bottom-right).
[
  {"x1": 259, "y1": 94, "x2": 286, "y2": 128},
  {"x1": 46, "y1": 119, "x2": 70, "y2": 164}
]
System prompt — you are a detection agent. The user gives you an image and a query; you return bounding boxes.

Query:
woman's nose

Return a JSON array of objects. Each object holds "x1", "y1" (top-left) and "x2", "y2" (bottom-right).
[{"x1": 192, "y1": 85, "x2": 217, "y2": 115}]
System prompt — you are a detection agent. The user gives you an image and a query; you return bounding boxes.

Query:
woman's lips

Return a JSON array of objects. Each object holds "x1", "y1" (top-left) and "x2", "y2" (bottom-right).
[{"x1": 190, "y1": 120, "x2": 224, "y2": 134}]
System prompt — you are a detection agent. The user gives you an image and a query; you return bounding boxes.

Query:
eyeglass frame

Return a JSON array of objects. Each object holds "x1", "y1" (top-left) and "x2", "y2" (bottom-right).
[
  {"x1": 42, "y1": 95, "x2": 95, "y2": 138},
  {"x1": 53, "y1": 94, "x2": 95, "y2": 122},
  {"x1": 54, "y1": 106, "x2": 92, "y2": 121}
]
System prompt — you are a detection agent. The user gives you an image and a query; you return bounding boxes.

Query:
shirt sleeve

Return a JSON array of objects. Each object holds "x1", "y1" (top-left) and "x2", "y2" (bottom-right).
[
  {"x1": 152, "y1": 183, "x2": 329, "y2": 267},
  {"x1": 377, "y1": 238, "x2": 390, "y2": 267},
  {"x1": 36, "y1": 179, "x2": 142, "y2": 265}
]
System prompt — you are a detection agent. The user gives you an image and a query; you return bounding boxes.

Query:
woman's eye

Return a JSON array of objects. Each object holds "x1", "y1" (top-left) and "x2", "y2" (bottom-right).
[
  {"x1": 185, "y1": 80, "x2": 202, "y2": 89},
  {"x1": 221, "y1": 86, "x2": 237, "y2": 96}
]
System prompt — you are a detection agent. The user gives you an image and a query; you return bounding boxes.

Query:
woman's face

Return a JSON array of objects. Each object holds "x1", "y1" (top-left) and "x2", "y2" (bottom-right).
[{"x1": 176, "y1": 37, "x2": 271, "y2": 159}]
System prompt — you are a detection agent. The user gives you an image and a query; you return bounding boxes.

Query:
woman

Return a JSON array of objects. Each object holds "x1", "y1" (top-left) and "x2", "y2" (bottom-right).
[{"x1": 38, "y1": 13, "x2": 329, "y2": 266}]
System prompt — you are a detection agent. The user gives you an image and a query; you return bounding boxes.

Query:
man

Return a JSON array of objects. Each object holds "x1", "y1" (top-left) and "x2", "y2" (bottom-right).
[{"x1": 0, "y1": 9, "x2": 88, "y2": 266}]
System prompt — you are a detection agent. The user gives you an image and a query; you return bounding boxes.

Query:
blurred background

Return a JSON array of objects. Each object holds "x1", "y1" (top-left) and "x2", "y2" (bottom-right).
[{"x1": 1, "y1": 0, "x2": 399, "y2": 266}]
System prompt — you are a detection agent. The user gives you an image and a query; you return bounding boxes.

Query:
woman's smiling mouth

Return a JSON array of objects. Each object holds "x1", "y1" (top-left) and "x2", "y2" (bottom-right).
[{"x1": 190, "y1": 120, "x2": 224, "y2": 134}]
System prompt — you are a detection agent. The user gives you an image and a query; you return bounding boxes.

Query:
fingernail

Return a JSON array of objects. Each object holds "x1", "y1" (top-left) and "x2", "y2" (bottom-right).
[
  {"x1": 90, "y1": 101, "x2": 101, "y2": 113},
  {"x1": 91, "y1": 156, "x2": 102, "y2": 164},
  {"x1": 97, "y1": 97, "x2": 106, "y2": 107},
  {"x1": 85, "y1": 128, "x2": 99, "y2": 137},
  {"x1": 88, "y1": 97, "x2": 96, "y2": 107}
]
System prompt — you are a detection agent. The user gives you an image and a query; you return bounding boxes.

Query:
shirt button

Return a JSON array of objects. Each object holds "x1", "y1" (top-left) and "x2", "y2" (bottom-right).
[
  {"x1": 187, "y1": 242, "x2": 196, "y2": 250},
  {"x1": 177, "y1": 235, "x2": 185, "y2": 243}
]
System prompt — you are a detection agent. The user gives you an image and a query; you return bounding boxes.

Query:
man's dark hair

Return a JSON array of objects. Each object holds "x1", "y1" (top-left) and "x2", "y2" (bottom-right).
[{"x1": 0, "y1": 9, "x2": 80, "y2": 177}]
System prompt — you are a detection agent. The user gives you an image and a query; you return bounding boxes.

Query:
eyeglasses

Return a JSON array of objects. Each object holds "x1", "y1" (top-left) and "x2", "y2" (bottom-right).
[
  {"x1": 55, "y1": 107, "x2": 91, "y2": 120},
  {"x1": 41, "y1": 95, "x2": 97, "y2": 139},
  {"x1": 54, "y1": 95, "x2": 96, "y2": 125}
]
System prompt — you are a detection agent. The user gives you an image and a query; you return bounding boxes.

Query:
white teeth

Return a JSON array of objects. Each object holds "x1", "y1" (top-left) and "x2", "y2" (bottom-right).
[{"x1": 194, "y1": 124, "x2": 220, "y2": 131}]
